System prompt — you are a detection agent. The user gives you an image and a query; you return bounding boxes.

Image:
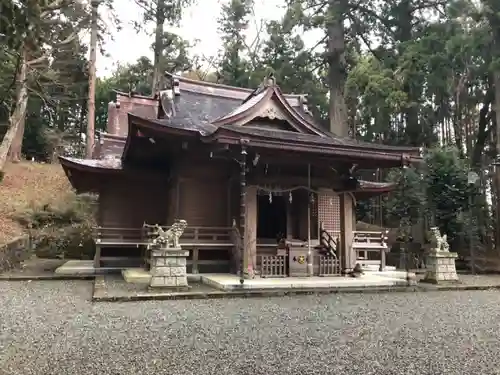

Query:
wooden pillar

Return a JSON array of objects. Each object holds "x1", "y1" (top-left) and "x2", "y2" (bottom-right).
[
  {"x1": 191, "y1": 247, "x2": 199, "y2": 274},
  {"x1": 239, "y1": 141, "x2": 248, "y2": 282},
  {"x1": 244, "y1": 186, "x2": 257, "y2": 274},
  {"x1": 286, "y1": 197, "x2": 293, "y2": 239},
  {"x1": 339, "y1": 193, "x2": 355, "y2": 272}
]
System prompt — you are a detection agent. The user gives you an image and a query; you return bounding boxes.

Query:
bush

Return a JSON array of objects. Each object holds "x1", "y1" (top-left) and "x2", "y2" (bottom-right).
[
  {"x1": 32, "y1": 223, "x2": 95, "y2": 259},
  {"x1": 14, "y1": 193, "x2": 97, "y2": 259}
]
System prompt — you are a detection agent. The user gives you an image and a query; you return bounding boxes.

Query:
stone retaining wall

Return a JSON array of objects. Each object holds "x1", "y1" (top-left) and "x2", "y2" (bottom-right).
[{"x1": 0, "y1": 236, "x2": 32, "y2": 273}]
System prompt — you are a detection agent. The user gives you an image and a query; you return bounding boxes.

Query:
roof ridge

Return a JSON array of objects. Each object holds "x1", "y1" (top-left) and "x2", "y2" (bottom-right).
[
  {"x1": 166, "y1": 72, "x2": 306, "y2": 100},
  {"x1": 113, "y1": 89, "x2": 157, "y2": 100}
]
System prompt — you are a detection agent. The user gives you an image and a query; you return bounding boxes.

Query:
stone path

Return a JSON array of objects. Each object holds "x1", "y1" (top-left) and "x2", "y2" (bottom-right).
[{"x1": 2, "y1": 280, "x2": 500, "y2": 374}]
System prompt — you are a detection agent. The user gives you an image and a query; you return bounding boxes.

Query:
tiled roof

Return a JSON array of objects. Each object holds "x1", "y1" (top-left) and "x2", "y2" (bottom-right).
[
  {"x1": 60, "y1": 156, "x2": 122, "y2": 170},
  {"x1": 217, "y1": 125, "x2": 419, "y2": 153}
]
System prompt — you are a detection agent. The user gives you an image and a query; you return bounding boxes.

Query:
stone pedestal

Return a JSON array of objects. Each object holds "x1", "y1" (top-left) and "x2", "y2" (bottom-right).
[
  {"x1": 423, "y1": 251, "x2": 459, "y2": 284},
  {"x1": 149, "y1": 247, "x2": 190, "y2": 291}
]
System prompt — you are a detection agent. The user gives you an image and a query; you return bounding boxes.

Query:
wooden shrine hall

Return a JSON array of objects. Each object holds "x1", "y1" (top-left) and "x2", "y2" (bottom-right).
[{"x1": 59, "y1": 73, "x2": 422, "y2": 278}]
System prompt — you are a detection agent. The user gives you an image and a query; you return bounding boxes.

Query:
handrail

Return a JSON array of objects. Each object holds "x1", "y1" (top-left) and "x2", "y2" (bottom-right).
[
  {"x1": 354, "y1": 231, "x2": 388, "y2": 235},
  {"x1": 319, "y1": 225, "x2": 337, "y2": 257},
  {"x1": 94, "y1": 225, "x2": 233, "y2": 243}
]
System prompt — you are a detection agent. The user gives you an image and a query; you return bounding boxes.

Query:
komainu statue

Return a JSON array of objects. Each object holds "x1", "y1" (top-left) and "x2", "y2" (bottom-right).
[
  {"x1": 428, "y1": 227, "x2": 450, "y2": 252},
  {"x1": 145, "y1": 219, "x2": 188, "y2": 249}
]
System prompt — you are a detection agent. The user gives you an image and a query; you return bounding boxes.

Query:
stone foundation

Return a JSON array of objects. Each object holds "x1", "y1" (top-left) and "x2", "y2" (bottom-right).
[
  {"x1": 423, "y1": 251, "x2": 459, "y2": 284},
  {"x1": 149, "y1": 247, "x2": 190, "y2": 291}
]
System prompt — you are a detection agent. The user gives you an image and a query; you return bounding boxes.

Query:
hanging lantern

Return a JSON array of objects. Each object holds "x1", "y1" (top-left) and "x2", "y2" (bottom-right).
[
  {"x1": 289, "y1": 192, "x2": 293, "y2": 203},
  {"x1": 269, "y1": 192, "x2": 273, "y2": 203}
]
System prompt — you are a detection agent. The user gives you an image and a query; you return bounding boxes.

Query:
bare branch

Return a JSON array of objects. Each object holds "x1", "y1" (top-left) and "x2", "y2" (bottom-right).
[
  {"x1": 242, "y1": 18, "x2": 265, "y2": 69},
  {"x1": 348, "y1": 2, "x2": 396, "y2": 37},
  {"x1": 347, "y1": 14, "x2": 383, "y2": 61},
  {"x1": 27, "y1": 54, "x2": 49, "y2": 66},
  {"x1": 305, "y1": 34, "x2": 328, "y2": 55},
  {"x1": 27, "y1": 87, "x2": 55, "y2": 125},
  {"x1": 40, "y1": 0, "x2": 74, "y2": 18}
]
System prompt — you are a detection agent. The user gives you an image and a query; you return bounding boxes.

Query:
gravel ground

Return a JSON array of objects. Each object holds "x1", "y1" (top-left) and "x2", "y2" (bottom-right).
[{"x1": 1, "y1": 281, "x2": 500, "y2": 375}]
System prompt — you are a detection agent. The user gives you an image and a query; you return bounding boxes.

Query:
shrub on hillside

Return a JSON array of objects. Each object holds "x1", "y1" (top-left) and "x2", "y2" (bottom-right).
[{"x1": 14, "y1": 193, "x2": 97, "y2": 259}]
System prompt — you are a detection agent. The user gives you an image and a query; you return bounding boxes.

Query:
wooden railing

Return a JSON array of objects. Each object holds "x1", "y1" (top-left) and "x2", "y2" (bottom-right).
[
  {"x1": 319, "y1": 226, "x2": 338, "y2": 257},
  {"x1": 353, "y1": 230, "x2": 389, "y2": 270},
  {"x1": 93, "y1": 225, "x2": 234, "y2": 271},
  {"x1": 317, "y1": 255, "x2": 340, "y2": 276},
  {"x1": 260, "y1": 255, "x2": 287, "y2": 278},
  {"x1": 143, "y1": 225, "x2": 233, "y2": 243},
  {"x1": 93, "y1": 225, "x2": 233, "y2": 245},
  {"x1": 93, "y1": 227, "x2": 144, "y2": 245}
]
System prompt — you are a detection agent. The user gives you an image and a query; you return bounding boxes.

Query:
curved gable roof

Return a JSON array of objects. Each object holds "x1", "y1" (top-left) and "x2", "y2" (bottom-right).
[{"x1": 211, "y1": 82, "x2": 328, "y2": 137}]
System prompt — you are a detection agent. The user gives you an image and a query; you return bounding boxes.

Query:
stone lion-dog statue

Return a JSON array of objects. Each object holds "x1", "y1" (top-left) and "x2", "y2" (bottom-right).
[
  {"x1": 428, "y1": 226, "x2": 450, "y2": 252},
  {"x1": 145, "y1": 219, "x2": 188, "y2": 249}
]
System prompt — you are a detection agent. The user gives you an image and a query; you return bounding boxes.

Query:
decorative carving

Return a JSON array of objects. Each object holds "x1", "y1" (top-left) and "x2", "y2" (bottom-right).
[
  {"x1": 428, "y1": 227, "x2": 450, "y2": 252},
  {"x1": 260, "y1": 105, "x2": 285, "y2": 121},
  {"x1": 159, "y1": 89, "x2": 176, "y2": 119},
  {"x1": 145, "y1": 220, "x2": 188, "y2": 249}
]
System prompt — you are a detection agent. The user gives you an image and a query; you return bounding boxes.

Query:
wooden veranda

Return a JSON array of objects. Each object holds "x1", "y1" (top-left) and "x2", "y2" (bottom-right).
[{"x1": 92, "y1": 225, "x2": 389, "y2": 277}]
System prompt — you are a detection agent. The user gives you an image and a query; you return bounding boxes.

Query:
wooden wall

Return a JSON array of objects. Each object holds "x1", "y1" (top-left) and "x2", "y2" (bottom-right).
[
  {"x1": 96, "y1": 157, "x2": 235, "y2": 229},
  {"x1": 98, "y1": 174, "x2": 169, "y2": 228},
  {"x1": 174, "y1": 159, "x2": 232, "y2": 227}
]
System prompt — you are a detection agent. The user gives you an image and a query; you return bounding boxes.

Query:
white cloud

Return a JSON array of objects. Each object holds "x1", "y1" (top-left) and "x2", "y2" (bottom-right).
[{"x1": 96, "y1": 0, "x2": 323, "y2": 78}]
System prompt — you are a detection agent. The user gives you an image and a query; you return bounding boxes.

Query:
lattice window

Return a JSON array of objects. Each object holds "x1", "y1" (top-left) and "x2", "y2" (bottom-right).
[{"x1": 318, "y1": 190, "x2": 340, "y2": 234}]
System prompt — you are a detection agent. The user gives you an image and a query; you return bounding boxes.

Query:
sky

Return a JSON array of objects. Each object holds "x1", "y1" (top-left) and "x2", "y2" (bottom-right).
[{"x1": 96, "y1": 0, "x2": 289, "y2": 77}]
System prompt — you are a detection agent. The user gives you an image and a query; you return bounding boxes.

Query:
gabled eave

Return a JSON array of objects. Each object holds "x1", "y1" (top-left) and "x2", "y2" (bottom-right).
[{"x1": 211, "y1": 85, "x2": 327, "y2": 137}]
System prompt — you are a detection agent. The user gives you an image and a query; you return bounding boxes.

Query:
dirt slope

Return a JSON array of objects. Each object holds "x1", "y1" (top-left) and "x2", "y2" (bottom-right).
[{"x1": 0, "y1": 161, "x2": 70, "y2": 245}]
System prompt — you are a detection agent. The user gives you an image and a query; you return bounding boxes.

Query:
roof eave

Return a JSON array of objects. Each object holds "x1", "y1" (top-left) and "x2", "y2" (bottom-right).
[
  {"x1": 127, "y1": 113, "x2": 201, "y2": 137},
  {"x1": 97, "y1": 130, "x2": 126, "y2": 142},
  {"x1": 58, "y1": 156, "x2": 122, "y2": 174},
  {"x1": 204, "y1": 132, "x2": 418, "y2": 167},
  {"x1": 113, "y1": 90, "x2": 157, "y2": 100},
  {"x1": 58, "y1": 156, "x2": 119, "y2": 193},
  {"x1": 122, "y1": 113, "x2": 201, "y2": 164}
]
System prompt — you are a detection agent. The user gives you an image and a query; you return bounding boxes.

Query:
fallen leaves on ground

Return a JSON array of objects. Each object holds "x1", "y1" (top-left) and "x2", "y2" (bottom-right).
[{"x1": 0, "y1": 161, "x2": 71, "y2": 245}]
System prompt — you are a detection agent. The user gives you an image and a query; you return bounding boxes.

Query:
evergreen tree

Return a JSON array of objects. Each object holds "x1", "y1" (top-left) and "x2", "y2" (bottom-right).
[{"x1": 216, "y1": 0, "x2": 254, "y2": 87}]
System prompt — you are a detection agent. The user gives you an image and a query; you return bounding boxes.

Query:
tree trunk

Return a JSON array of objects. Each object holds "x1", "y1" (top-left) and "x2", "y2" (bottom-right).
[
  {"x1": 0, "y1": 49, "x2": 28, "y2": 172},
  {"x1": 471, "y1": 88, "x2": 493, "y2": 168},
  {"x1": 327, "y1": 0, "x2": 348, "y2": 137},
  {"x1": 494, "y1": 71, "x2": 500, "y2": 250},
  {"x1": 86, "y1": 0, "x2": 99, "y2": 159},
  {"x1": 7, "y1": 97, "x2": 27, "y2": 162},
  {"x1": 395, "y1": 0, "x2": 421, "y2": 146},
  {"x1": 152, "y1": 0, "x2": 166, "y2": 94}
]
